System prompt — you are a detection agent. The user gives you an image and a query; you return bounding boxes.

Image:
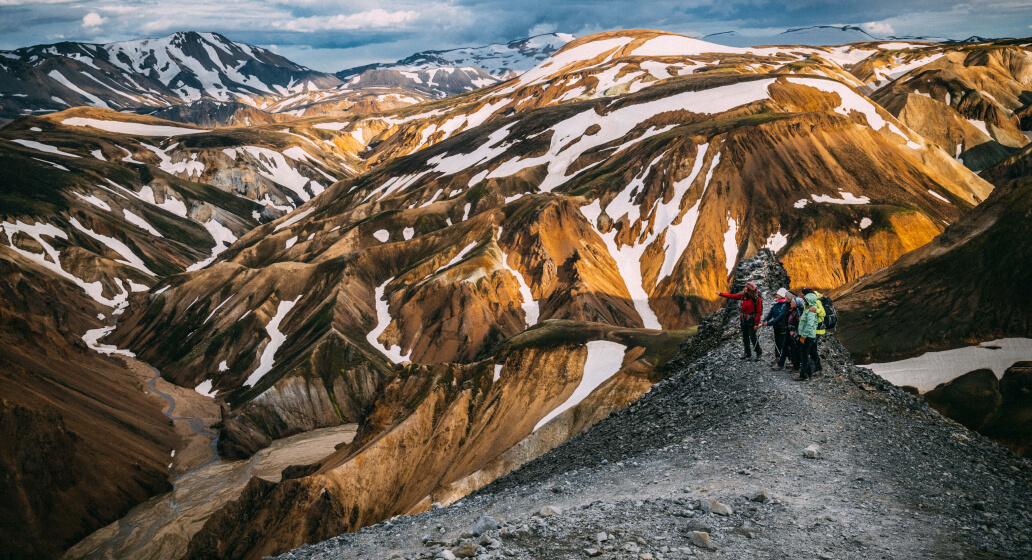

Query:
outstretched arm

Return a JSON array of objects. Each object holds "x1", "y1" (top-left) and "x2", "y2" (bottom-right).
[{"x1": 717, "y1": 292, "x2": 743, "y2": 300}]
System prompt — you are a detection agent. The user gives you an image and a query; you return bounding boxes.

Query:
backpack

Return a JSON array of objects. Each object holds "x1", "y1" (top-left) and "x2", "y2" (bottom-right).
[{"x1": 819, "y1": 295, "x2": 838, "y2": 329}]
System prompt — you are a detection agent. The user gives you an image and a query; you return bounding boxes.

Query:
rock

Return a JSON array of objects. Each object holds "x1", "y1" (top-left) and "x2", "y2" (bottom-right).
[
  {"x1": 749, "y1": 490, "x2": 770, "y2": 502},
  {"x1": 435, "y1": 551, "x2": 457, "y2": 560},
  {"x1": 687, "y1": 520, "x2": 715, "y2": 533},
  {"x1": 538, "y1": 505, "x2": 562, "y2": 517},
  {"x1": 640, "y1": 554, "x2": 654, "y2": 559},
  {"x1": 701, "y1": 499, "x2": 733, "y2": 516},
  {"x1": 623, "y1": 542, "x2": 641, "y2": 553},
  {"x1": 472, "y1": 515, "x2": 499, "y2": 536},
  {"x1": 432, "y1": 502, "x2": 444, "y2": 509},
  {"x1": 804, "y1": 445, "x2": 822, "y2": 459},
  {"x1": 584, "y1": 548, "x2": 602, "y2": 557},
  {"x1": 690, "y1": 531, "x2": 711, "y2": 549},
  {"x1": 595, "y1": 532, "x2": 609, "y2": 543},
  {"x1": 452, "y1": 541, "x2": 480, "y2": 558}
]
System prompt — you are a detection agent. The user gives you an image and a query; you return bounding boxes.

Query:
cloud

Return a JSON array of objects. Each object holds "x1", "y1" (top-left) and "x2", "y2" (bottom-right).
[
  {"x1": 528, "y1": 22, "x2": 557, "y2": 36},
  {"x1": 861, "y1": 21, "x2": 894, "y2": 36},
  {"x1": 278, "y1": 8, "x2": 420, "y2": 32},
  {"x1": 82, "y1": 12, "x2": 107, "y2": 29}
]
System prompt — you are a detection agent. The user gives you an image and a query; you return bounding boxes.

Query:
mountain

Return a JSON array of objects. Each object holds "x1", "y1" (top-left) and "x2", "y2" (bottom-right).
[
  {"x1": 834, "y1": 162, "x2": 1032, "y2": 363},
  {"x1": 704, "y1": 25, "x2": 881, "y2": 47},
  {"x1": 189, "y1": 253, "x2": 1032, "y2": 560},
  {"x1": 337, "y1": 33, "x2": 575, "y2": 79},
  {"x1": 0, "y1": 32, "x2": 343, "y2": 122},
  {"x1": 331, "y1": 33, "x2": 576, "y2": 99},
  {"x1": 833, "y1": 152, "x2": 1032, "y2": 455},
  {"x1": 867, "y1": 41, "x2": 1032, "y2": 171},
  {"x1": 70, "y1": 30, "x2": 997, "y2": 559},
  {"x1": 2, "y1": 28, "x2": 1028, "y2": 560}
]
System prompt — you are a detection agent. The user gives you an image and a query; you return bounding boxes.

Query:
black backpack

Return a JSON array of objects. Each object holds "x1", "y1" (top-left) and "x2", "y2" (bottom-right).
[{"x1": 819, "y1": 295, "x2": 838, "y2": 329}]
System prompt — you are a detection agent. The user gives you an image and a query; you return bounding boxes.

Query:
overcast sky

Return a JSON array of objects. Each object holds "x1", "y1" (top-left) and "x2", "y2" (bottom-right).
[{"x1": 1, "y1": 0, "x2": 1029, "y2": 71}]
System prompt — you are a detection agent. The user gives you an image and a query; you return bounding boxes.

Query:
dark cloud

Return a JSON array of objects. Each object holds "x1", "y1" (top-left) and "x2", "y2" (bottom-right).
[{"x1": 0, "y1": 0, "x2": 1027, "y2": 70}]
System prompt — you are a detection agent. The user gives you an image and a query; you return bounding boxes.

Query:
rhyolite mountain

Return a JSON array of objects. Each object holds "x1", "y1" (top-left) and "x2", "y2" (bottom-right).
[
  {"x1": 92, "y1": 30, "x2": 1002, "y2": 559},
  {"x1": 2, "y1": 27, "x2": 1030, "y2": 560}
]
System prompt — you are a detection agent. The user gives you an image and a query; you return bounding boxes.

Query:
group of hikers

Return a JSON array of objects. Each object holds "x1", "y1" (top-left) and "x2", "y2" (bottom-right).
[{"x1": 717, "y1": 283, "x2": 837, "y2": 381}]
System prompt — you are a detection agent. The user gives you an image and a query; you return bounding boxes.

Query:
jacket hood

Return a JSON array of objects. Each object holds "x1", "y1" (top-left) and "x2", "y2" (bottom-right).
[{"x1": 804, "y1": 292, "x2": 819, "y2": 306}]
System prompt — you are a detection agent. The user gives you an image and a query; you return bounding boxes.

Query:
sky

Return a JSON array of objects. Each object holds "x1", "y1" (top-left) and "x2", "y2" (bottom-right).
[{"x1": 0, "y1": 0, "x2": 1029, "y2": 71}]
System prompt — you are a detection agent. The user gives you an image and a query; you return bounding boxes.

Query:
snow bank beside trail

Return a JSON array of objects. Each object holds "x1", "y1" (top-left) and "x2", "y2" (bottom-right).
[
  {"x1": 534, "y1": 340, "x2": 627, "y2": 431},
  {"x1": 244, "y1": 295, "x2": 302, "y2": 387},
  {"x1": 868, "y1": 338, "x2": 1032, "y2": 393},
  {"x1": 62, "y1": 117, "x2": 209, "y2": 136}
]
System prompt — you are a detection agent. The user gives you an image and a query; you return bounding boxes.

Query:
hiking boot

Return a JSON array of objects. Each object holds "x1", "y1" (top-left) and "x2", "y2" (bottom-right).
[
  {"x1": 772, "y1": 365, "x2": 783, "y2": 371},
  {"x1": 793, "y1": 376, "x2": 805, "y2": 381},
  {"x1": 741, "y1": 354, "x2": 752, "y2": 360}
]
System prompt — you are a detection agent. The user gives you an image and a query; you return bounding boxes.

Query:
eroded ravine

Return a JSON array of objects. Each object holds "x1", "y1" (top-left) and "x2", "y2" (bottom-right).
[{"x1": 64, "y1": 355, "x2": 358, "y2": 560}]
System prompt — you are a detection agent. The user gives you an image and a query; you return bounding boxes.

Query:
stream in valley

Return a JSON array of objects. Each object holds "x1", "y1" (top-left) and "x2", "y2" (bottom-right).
[{"x1": 64, "y1": 361, "x2": 357, "y2": 560}]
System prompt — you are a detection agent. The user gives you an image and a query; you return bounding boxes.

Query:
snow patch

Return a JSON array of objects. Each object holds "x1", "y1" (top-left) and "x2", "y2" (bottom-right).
[
  {"x1": 10, "y1": 139, "x2": 81, "y2": 158},
  {"x1": 122, "y1": 209, "x2": 162, "y2": 236},
  {"x1": 62, "y1": 117, "x2": 208, "y2": 136},
  {"x1": 366, "y1": 278, "x2": 411, "y2": 364},
  {"x1": 869, "y1": 338, "x2": 1032, "y2": 393},
  {"x1": 83, "y1": 326, "x2": 135, "y2": 357},
  {"x1": 244, "y1": 295, "x2": 302, "y2": 387},
  {"x1": 373, "y1": 229, "x2": 390, "y2": 242},
  {"x1": 534, "y1": 341, "x2": 626, "y2": 431}
]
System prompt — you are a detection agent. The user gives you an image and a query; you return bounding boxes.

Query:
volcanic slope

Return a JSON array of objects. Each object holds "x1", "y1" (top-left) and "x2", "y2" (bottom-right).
[
  {"x1": 834, "y1": 159, "x2": 1032, "y2": 363},
  {"x1": 279, "y1": 253, "x2": 1031, "y2": 560},
  {"x1": 869, "y1": 40, "x2": 1032, "y2": 171},
  {"x1": 111, "y1": 33, "x2": 991, "y2": 444},
  {"x1": 0, "y1": 241, "x2": 177, "y2": 559},
  {"x1": 99, "y1": 37, "x2": 991, "y2": 559},
  {"x1": 0, "y1": 106, "x2": 362, "y2": 310}
]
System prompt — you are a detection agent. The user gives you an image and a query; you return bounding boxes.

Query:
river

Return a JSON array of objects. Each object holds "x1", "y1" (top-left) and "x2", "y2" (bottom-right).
[{"x1": 64, "y1": 357, "x2": 357, "y2": 560}]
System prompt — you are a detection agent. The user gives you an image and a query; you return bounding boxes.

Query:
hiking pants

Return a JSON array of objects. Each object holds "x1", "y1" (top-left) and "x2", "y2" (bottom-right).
[
  {"x1": 809, "y1": 334, "x2": 822, "y2": 371},
  {"x1": 740, "y1": 317, "x2": 761, "y2": 357},
  {"x1": 772, "y1": 328, "x2": 787, "y2": 359},
  {"x1": 778, "y1": 332, "x2": 798, "y2": 369},
  {"x1": 799, "y1": 337, "x2": 816, "y2": 379}
]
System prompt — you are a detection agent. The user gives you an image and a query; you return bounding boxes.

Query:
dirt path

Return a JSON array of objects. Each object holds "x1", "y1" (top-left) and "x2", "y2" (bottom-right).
[{"x1": 276, "y1": 256, "x2": 1032, "y2": 560}]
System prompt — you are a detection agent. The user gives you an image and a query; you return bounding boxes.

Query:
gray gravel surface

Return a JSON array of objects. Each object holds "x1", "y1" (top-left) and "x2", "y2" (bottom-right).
[{"x1": 275, "y1": 252, "x2": 1032, "y2": 560}]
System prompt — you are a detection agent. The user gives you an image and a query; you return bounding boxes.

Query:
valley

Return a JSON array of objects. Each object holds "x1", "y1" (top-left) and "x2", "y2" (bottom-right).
[{"x1": 0, "y1": 23, "x2": 1029, "y2": 560}]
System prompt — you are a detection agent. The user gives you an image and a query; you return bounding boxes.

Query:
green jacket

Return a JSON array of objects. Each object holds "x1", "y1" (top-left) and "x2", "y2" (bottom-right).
[
  {"x1": 799, "y1": 293, "x2": 820, "y2": 339},
  {"x1": 814, "y1": 291, "x2": 827, "y2": 335}
]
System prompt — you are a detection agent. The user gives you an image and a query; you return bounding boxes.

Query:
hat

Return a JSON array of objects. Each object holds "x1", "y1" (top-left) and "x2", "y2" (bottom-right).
[
  {"x1": 776, "y1": 287, "x2": 788, "y2": 298},
  {"x1": 745, "y1": 281, "x2": 757, "y2": 292},
  {"x1": 801, "y1": 287, "x2": 814, "y2": 295},
  {"x1": 794, "y1": 297, "x2": 805, "y2": 308}
]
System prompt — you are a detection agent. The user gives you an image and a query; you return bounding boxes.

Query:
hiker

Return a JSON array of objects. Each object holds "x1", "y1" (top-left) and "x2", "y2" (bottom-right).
[
  {"x1": 717, "y1": 282, "x2": 763, "y2": 360},
  {"x1": 775, "y1": 297, "x2": 803, "y2": 371},
  {"x1": 800, "y1": 287, "x2": 825, "y2": 372},
  {"x1": 796, "y1": 292, "x2": 820, "y2": 381},
  {"x1": 761, "y1": 288, "x2": 790, "y2": 364}
]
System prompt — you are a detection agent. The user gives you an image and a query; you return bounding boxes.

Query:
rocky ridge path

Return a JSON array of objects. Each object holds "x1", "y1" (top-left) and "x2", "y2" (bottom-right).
[{"x1": 275, "y1": 252, "x2": 1032, "y2": 560}]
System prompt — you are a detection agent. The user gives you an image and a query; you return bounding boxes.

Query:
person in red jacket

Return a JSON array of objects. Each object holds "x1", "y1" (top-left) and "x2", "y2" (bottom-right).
[{"x1": 718, "y1": 281, "x2": 763, "y2": 360}]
